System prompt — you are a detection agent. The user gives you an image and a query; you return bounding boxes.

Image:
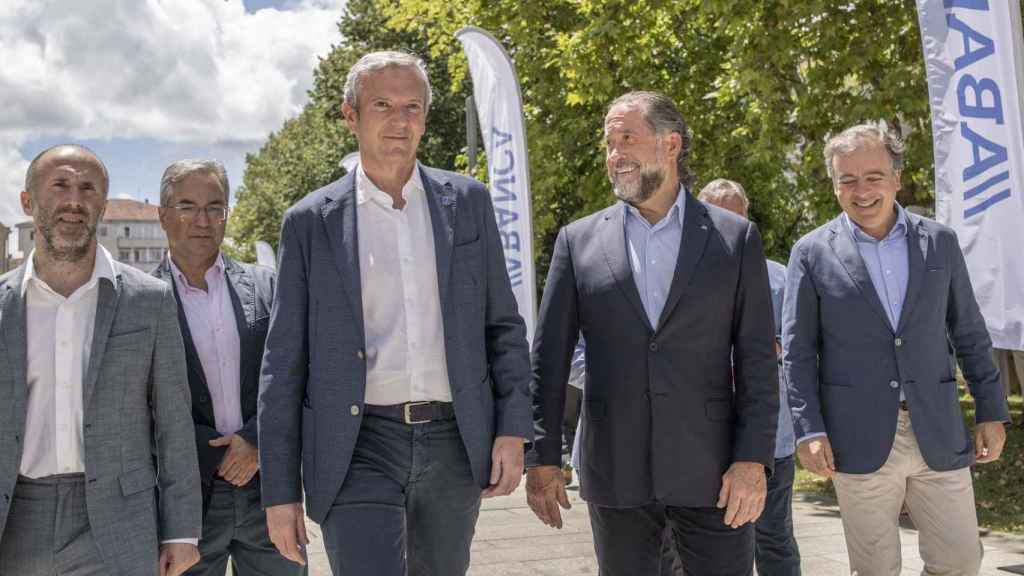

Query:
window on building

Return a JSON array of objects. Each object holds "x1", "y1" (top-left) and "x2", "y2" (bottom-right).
[
  {"x1": 134, "y1": 249, "x2": 142, "y2": 262},
  {"x1": 99, "y1": 226, "x2": 107, "y2": 237},
  {"x1": 119, "y1": 250, "x2": 130, "y2": 261},
  {"x1": 124, "y1": 226, "x2": 130, "y2": 238},
  {"x1": 29, "y1": 231, "x2": 34, "y2": 241}
]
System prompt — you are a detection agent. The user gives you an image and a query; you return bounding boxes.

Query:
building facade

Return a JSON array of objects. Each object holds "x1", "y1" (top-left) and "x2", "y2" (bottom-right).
[{"x1": 15, "y1": 198, "x2": 167, "y2": 272}]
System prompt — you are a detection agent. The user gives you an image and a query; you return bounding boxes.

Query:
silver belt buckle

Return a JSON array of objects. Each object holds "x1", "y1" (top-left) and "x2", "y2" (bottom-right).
[{"x1": 404, "y1": 401, "x2": 432, "y2": 425}]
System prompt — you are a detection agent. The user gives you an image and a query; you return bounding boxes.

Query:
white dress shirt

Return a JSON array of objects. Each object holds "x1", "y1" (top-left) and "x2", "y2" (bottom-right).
[
  {"x1": 356, "y1": 162, "x2": 452, "y2": 405},
  {"x1": 20, "y1": 246, "x2": 116, "y2": 478}
]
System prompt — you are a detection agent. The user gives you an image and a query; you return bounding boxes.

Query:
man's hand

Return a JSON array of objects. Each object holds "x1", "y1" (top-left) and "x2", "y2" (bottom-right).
[
  {"x1": 266, "y1": 503, "x2": 308, "y2": 566},
  {"x1": 209, "y1": 434, "x2": 259, "y2": 487},
  {"x1": 158, "y1": 543, "x2": 199, "y2": 576},
  {"x1": 717, "y1": 461, "x2": 767, "y2": 529},
  {"x1": 975, "y1": 421, "x2": 1006, "y2": 464},
  {"x1": 482, "y1": 436, "x2": 526, "y2": 498},
  {"x1": 526, "y1": 465, "x2": 572, "y2": 529},
  {"x1": 797, "y1": 436, "x2": 836, "y2": 479}
]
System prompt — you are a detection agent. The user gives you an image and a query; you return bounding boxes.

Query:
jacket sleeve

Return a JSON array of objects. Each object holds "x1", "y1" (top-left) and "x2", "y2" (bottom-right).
[
  {"x1": 526, "y1": 228, "x2": 579, "y2": 468},
  {"x1": 782, "y1": 240, "x2": 826, "y2": 441},
  {"x1": 478, "y1": 185, "x2": 534, "y2": 440},
  {"x1": 944, "y1": 230, "x2": 1009, "y2": 424},
  {"x1": 257, "y1": 214, "x2": 308, "y2": 507},
  {"x1": 151, "y1": 285, "x2": 202, "y2": 540},
  {"x1": 730, "y1": 222, "x2": 779, "y2": 472}
]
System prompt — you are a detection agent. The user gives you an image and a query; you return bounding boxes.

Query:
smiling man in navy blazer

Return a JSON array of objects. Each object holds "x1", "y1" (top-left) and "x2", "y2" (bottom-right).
[
  {"x1": 257, "y1": 51, "x2": 532, "y2": 576},
  {"x1": 783, "y1": 124, "x2": 1009, "y2": 576}
]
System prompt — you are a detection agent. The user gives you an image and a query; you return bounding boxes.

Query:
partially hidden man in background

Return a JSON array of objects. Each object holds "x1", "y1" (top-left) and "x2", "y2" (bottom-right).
[
  {"x1": 153, "y1": 160, "x2": 304, "y2": 576},
  {"x1": 257, "y1": 51, "x2": 533, "y2": 575},
  {"x1": 527, "y1": 91, "x2": 780, "y2": 576},
  {"x1": 0, "y1": 144, "x2": 202, "y2": 576},
  {"x1": 783, "y1": 124, "x2": 1009, "y2": 576}
]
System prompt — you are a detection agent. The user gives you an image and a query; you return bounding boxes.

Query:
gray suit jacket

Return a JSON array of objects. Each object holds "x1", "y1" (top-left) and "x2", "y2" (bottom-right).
[
  {"x1": 152, "y1": 255, "x2": 275, "y2": 513},
  {"x1": 529, "y1": 195, "x2": 780, "y2": 508},
  {"x1": 0, "y1": 260, "x2": 201, "y2": 575},
  {"x1": 782, "y1": 213, "x2": 1009, "y2": 474},
  {"x1": 258, "y1": 165, "x2": 533, "y2": 523}
]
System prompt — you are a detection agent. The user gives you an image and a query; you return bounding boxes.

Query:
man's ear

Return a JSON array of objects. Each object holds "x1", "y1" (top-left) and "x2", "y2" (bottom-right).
[
  {"x1": 342, "y1": 102, "x2": 358, "y2": 129},
  {"x1": 20, "y1": 190, "x2": 32, "y2": 217}
]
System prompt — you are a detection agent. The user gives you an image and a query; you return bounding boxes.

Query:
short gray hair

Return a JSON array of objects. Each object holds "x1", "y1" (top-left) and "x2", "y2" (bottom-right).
[
  {"x1": 607, "y1": 91, "x2": 693, "y2": 189},
  {"x1": 159, "y1": 159, "x2": 230, "y2": 206},
  {"x1": 824, "y1": 123, "x2": 905, "y2": 179},
  {"x1": 698, "y1": 178, "x2": 749, "y2": 211},
  {"x1": 343, "y1": 51, "x2": 432, "y2": 111}
]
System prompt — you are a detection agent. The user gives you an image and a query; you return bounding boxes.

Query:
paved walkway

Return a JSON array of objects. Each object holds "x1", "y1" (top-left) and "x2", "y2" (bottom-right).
[{"x1": 284, "y1": 482, "x2": 1024, "y2": 575}]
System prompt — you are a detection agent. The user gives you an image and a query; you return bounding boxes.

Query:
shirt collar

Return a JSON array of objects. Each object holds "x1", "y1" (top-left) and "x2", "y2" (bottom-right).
[
  {"x1": 843, "y1": 203, "x2": 909, "y2": 244},
  {"x1": 21, "y1": 244, "x2": 117, "y2": 298},
  {"x1": 168, "y1": 252, "x2": 225, "y2": 291},
  {"x1": 623, "y1": 184, "x2": 688, "y2": 230},
  {"x1": 355, "y1": 161, "x2": 425, "y2": 207}
]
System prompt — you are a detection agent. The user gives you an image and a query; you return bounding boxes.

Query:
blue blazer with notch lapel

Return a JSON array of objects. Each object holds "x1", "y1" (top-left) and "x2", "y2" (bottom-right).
[
  {"x1": 258, "y1": 165, "x2": 533, "y2": 523},
  {"x1": 529, "y1": 194, "x2": 780, "y2": 508},
  {"x1": 152, "y1": 254, "x2": 275, "y2": 512},
  {"x1": 782, "y1": 212, "x2": 1009, "y2": 474}
]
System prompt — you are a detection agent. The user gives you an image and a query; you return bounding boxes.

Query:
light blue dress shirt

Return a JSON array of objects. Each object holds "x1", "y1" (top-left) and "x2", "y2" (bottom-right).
[
  {"x1": 768, "y1": 259, "x2": 796, "y2": 459},
  {"x1": 798, "y1": 205, "x2": 911, "y2": 445},
  {"x1": 623, "y1": 186, "x2": 687, "y2": 329}
]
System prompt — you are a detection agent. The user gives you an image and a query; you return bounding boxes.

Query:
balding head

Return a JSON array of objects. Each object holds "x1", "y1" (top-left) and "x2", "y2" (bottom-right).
[{"x1": 24, "y1": 144, "x2": 109, "y2": 198}]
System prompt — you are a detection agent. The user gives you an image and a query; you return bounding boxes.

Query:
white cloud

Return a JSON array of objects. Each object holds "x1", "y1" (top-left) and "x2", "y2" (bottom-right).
[{"x1": 0, "y1": 0, "x2": 345, "y2": 227}]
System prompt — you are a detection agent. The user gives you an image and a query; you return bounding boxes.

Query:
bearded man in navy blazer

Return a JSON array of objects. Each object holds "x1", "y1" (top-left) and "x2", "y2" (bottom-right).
[
  {"x1": 783, "y1": 124, "x2": 1009, "y2": 576},
  {"x1": 257, "y1": 51, "x2": 533, "y2": 576},
  {"x1": 527, "y1": 91, "x2": 780, "y2": 576}
]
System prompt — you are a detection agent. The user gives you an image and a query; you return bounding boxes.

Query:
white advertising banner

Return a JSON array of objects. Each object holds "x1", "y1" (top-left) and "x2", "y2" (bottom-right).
[
  {"x1": 917, "y1": 0, "x2": 1024, "y2": 350},
  {"x1": 457, "y1": 26, "x2": 537, "y2": 342}
]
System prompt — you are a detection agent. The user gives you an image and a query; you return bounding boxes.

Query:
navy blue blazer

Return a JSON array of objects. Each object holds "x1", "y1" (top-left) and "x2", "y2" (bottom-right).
[
  {"x1": 782, "y1": 213, "x2": 1009, "y2": 474},
  {"x1": 258, "y1": 165, "x2": 533, "y2": 523},
  {"x1": 529, "y1": 195, "x2": 780, "y2": 508},
  {"x1": 153, "y1": 255, "x2": 275, "y2": 510}
]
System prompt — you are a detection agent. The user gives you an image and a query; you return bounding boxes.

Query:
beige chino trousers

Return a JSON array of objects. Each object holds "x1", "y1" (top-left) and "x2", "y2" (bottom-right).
[{"x1": 833, "y1": 410, "x2": 983, "y2": 576}]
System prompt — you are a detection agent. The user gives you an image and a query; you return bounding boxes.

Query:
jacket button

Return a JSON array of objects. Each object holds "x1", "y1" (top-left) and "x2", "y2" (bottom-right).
[
  {"x1": 356, "y1": 349, "x2": 365, "y2": 360},
  {"x1": 894, "y1": 337, "x2": 903, "y2": 347},
  {"x1": 350, "y1": 405, "x2": 360, "y2": 416},
  {"x1": 889, "y1": 380, "x2": 900, "y2": 389},
  {"x1": 3, "y1": 494, "x2": 8, "y2": 502},
  {"x1": 649, "y1": 341, "x2": 659, "y2": 352},
  {"x1": 200, "y1": 394, "x2": 209, "y2": 403}
]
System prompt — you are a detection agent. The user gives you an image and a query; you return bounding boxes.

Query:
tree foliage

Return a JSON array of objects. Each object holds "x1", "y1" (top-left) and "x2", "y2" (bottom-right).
[{"x1": 231, "y1": 0, "x2": 1023, "y2": 271}]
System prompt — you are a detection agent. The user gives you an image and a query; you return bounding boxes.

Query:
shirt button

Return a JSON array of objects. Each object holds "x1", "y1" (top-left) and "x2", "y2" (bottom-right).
[
  {"x1": 889, "y1": 380, "x2": 900, "y2": 389},
  {"x1": 894, "y1": 337, "x2": 903, "y2": 347},
  {"x1": 350, "y1": 405, "x2": 360, "y2": 416}
]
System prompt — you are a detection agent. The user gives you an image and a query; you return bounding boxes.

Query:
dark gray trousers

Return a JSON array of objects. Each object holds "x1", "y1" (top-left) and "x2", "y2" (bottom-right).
[
  {"x1": 0, "y1": 475, "x2": 109, "y2": 576},
  {"x1": 320, "y1": 415, "x2": 482, "y2": 576},
  {"x1": 588, "y1": 502, "x2": 754, "y2": 576},
  {"x1": 184, "y1": 479, "x2": 306, "y2": 576}
]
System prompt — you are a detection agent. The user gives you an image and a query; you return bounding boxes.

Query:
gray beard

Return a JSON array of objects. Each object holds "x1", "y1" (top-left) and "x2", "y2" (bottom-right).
[
  {"x1": 613, "y1": 165, "x2": 665, "y2": 205},
  {"x1": 38, "y1": 218, "x2": 96, "y2": 263}
]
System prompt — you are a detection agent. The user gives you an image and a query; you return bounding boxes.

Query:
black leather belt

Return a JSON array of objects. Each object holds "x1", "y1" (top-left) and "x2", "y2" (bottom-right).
[
  {"x1": 365, "y1": 401, "x2": 455, "y2": 425},
  {"x1": 899, "y1": 400, "x2": 909, "y2": 412}
]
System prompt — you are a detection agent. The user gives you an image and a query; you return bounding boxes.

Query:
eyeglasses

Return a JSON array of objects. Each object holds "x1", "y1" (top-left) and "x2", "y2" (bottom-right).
[{"x1": 168, "y1": 204, "x2": 229, "y2": 223}]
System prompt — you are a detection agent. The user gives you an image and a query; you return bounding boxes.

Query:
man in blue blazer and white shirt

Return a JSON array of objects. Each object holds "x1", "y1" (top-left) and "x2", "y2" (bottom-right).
[
  {"x1": 783, "y1": 124, "x2": 1009, "y2": 576},
  {"x1": 258, "y1": 51, "x2": 533, "y2": 576}
]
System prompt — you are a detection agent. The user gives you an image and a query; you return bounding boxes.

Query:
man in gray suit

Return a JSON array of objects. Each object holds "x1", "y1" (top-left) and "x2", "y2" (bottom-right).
[
  {"x1": 527, "y1": 91, "x2": 779, "y2": 576},
  {"x1": 0, "y1": 144, "x2": 202, "y2": 575},
  {"x1": 783, "y1": 124, "x2": 1009, "y2": 575},
  {"x1": 258, "y1": 51, "x2": 533, "y2": 575},
  {"x1": 152, "y1": 160, "x2": 302, "y2": 576}
]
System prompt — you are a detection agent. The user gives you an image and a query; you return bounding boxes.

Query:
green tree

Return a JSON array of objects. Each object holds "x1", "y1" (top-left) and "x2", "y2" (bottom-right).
[{"x1": 228, "y1": 0, "x2": 471, "y2": 260}]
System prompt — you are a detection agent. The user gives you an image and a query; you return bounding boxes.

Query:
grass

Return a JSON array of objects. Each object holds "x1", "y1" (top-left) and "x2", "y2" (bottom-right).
[{"x1": 794, "y1": 394, "x2": 1024, "y2": 535}]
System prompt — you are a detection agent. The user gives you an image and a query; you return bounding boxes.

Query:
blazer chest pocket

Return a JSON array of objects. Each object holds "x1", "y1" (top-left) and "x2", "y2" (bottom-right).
[{"x1": 120, "y1": 466, "x2": 157, "y2": 496}]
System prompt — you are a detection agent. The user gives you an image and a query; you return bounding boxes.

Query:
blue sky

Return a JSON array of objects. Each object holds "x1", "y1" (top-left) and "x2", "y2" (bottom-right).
[{"x1": 1, "y1": 0, "x2": 347, "y2": 253}]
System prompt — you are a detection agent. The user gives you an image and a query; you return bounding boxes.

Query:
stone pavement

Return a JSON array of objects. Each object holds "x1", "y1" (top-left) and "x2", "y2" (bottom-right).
[{"x1": 276, "y1": 485, "x2": 1024, "y2": 575}]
